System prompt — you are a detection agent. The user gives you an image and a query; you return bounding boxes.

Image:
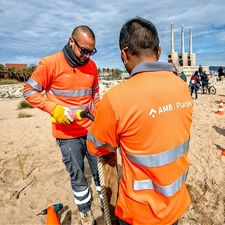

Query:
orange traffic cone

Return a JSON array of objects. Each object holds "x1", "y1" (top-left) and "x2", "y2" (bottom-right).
[
  {"x1": 215, "y1": 99, "x2": 224, "y2": 115},
  {"x1": 46, "y1": 205, "x2": 61, "y2": 225},
  {"x1": 220, "y1": 150, "x2": 225, "y2": 156}
]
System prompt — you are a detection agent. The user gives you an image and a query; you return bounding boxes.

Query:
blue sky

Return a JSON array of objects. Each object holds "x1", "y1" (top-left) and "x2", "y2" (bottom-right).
[{"x1": 1, "y1": 0, "x2": 225, "y2": 70}]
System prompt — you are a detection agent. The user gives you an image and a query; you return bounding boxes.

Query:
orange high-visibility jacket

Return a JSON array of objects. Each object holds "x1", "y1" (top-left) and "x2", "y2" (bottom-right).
[
  {"x1": 23, "y1": 51, "x2": 99, "y2": 139},
  {"x1": 87, "y1": 62, "x2": 192, "y2": 225}
]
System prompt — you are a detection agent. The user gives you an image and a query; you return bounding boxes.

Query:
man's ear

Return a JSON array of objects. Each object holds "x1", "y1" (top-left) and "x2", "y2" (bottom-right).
[
  {"x1": 69, "y1": 37, "x2": 74, "y2": 46},
  {"x1": 121, "y1": 49, "x2": 128, "y2": 64},
  {"x1": 157, "y1": 46, "x2": 162, "y2": 59}
]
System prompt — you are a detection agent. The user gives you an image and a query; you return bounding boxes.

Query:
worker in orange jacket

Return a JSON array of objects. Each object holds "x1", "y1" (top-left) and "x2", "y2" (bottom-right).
[
  {"x1": 87, "y1": 17, "x2": 192, "y2": 225},
  {"x1": 23, "y1": 25, "x2": 101, "y2": 225}
]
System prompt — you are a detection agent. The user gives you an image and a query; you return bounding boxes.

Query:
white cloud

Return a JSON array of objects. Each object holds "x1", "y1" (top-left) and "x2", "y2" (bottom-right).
[{"x1": 0, "y1": 0, "x2": 225, "y2": 69}]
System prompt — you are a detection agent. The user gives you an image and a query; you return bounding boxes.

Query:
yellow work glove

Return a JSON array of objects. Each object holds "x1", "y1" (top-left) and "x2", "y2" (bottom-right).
[{"x1": 51, "y1": 105, "x2": 74, "y2": 125}]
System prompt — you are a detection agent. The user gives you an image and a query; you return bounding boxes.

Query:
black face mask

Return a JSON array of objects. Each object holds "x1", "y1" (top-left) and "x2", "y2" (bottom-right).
[{"x1": 62, "y1": 41, "x2": 89, "y2": 67}]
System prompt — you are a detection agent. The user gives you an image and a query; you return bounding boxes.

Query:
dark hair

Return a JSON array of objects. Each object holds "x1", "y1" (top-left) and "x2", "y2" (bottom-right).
[
  {"x1": 119, "y1": 16, "x2": 159, "y2": 57},
  {"x1": 72, "y1": 25, "x2": 95, "y2": 40}
]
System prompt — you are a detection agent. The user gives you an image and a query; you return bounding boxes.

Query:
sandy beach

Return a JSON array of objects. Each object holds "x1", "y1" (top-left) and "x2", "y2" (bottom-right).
[{"x1": 1, "y1": 77, "x2": 225, "y2": 225}]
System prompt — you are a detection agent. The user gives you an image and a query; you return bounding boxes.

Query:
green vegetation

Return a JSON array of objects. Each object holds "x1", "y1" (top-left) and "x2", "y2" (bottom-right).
[
  {"x1": 17, "y1": 100, "x2": 34, "y2": 110},
  {"x1": 1, "y1": 65, "x2": 122, "y2": 81},
  {"x1": 17, "y1": 151, "x2": 31, "y2": 179},
  {"x1": 17, "y1": 100, "x2": 34, "y2": 118},
  {"x1": 17, "y1": 111, "x2": 33, "y2": 119},
  {"x1": 0, "y1": 64, "x2": 37, "y2": 81},
  {"x1": 0, "y1": 79, "x2": 19, "y2": 85},
  {"x1": 98, "y1": 68, "x2": 123, "y2": 80}
]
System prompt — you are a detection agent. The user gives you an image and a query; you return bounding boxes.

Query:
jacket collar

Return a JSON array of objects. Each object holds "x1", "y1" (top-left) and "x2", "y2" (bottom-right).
[{"x1": 130, "y1": 62, "x2": 176, "y2": 77}]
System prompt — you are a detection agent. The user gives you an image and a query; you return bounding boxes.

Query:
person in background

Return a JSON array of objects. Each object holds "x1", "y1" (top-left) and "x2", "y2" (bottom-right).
[
  {"x1": 23, "y1": 25, "x2": 102, "y2": 225},
  {"x1": 200, "y1": 71, "x2": 210, "y2": 94},
  {"x1": 218, "y1": 66, "x2": 223, "y2": 81},
  {"x1": 198, "y1": 65, "x2": 203, "y2": 76},
  {"x1": 87, "y1": 16, "x2": 192, "y2": 225},
  {"x1": 180, "y1": 71, "x2": 187, "y2": 82},
  {"x1": 190, "y1": 71, "x2": 201, "y2": 99}
]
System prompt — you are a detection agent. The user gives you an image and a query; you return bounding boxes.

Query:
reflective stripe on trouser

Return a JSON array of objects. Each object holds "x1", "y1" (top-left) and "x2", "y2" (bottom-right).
[
  {"x1": 56, "y1": 137, "x2": 101, "y2": 212},
  {"x1": 96, "y1": 185, "x2": 103, "y2": 207}
]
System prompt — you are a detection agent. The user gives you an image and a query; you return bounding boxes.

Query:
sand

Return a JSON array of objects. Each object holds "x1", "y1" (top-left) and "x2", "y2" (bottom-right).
[{"x1": 1, "y1": 78, "x2": 225, "y2": 225}]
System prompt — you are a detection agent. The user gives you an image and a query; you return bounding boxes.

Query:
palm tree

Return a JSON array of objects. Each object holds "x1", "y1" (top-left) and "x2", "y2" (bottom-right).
[
  {"x1": 111, "y1": 68, "x2": 114, "y2": 80},
  {"x1": 0, "y1": 64, "x2": 6, "y2": 79},
  {"x1": 98, "y1": 68, "x2": 102, "y2": 80},
  {"x1": 114, "y1": 69, "x2": 123, "y2": 80},
  {"x1": 26, "y1": 64, "x2": 37, "y2": 81},
  {"x1": 102, "y1": 68, "x2": 106, "y2": 80},
  {"x1": 6, "y1": 67, "x2": 16, "y2": 80},
  {"x1": 106, "y1": 68, "x2": 110, "y2": 80}
]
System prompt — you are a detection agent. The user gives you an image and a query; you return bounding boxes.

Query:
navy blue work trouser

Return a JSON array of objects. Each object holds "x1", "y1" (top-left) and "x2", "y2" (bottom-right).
[
  {"x1": 190, "y1": 86, "x2": 198, "y2": 99},
  {"x1": 56, "y1": 136, "x2": 101, "y2": 212}
]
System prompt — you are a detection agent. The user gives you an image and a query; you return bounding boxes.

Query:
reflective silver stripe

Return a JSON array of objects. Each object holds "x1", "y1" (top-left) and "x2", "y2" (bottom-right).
[
  {"x1": 133, "y1": 169, "x2": 188, "y2": 197},
  {"x1": 49, "y1": 88, "x2": 92, "y2": 97},
  {"x1": 23, "y1": 89, "x2": 39, "y2": 98},
  {"x1": 92, "y1": 92, "x2": 100, "y2": 98},
  {"x1": 87, "y1": 131, "x2": 117, "y2": 152},
  {"x1": 72, "y1": 188, "x2": 91, "y2": 205},
  {"x1": 93, "y1": 84, "x2": 99, "y2": 91},
  {"x1": 26, "y1": 78, "x2": 44, "y2": 92},
  {"x1": 126, "y1": 139, "x2": 189, "y2": 167},
  {"x1": 68, "y1": 102, "x2": 94, "y2": 111},
  {"x1": 89, "y1": 101, "x2": 94, "y2": 110},
  {"x1": 23, "y1": 78, "x2": 44, "y2": 98}
]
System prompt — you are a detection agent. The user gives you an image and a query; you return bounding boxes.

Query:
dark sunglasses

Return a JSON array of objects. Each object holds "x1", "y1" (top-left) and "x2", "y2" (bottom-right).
[{"x1": 72, "y1": 37, "x2": 97, "y2": 56}]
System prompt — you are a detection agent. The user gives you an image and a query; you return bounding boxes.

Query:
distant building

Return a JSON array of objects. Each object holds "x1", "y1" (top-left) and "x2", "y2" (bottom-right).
[
  {"x1": 5, "y1": 63, "x2": 27, "y2": 70},
  {"x1": 0, "y1": 63, "x2": 28, "y2": 80},
  {"x1": 167, "y1": 23, "x2": 209, "y2": 76}
]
